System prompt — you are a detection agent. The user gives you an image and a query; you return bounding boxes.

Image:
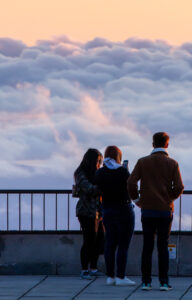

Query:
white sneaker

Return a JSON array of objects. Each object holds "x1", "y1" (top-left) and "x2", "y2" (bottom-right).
[
  {"x1": 106, "y1": 277, "x2": 116, "y2": 286},
  {"x1": 115, "y1": 277, "x2": 136, "y2": 286}
]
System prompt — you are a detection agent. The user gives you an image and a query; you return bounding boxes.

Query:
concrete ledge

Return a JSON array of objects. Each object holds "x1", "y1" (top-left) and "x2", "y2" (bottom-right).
[
  {"x1": 0, "y1": 263, "x2": 56, "y2": 275},
  {"x1": 0, "y1": 233, "x2": 191, "y2": 275}
]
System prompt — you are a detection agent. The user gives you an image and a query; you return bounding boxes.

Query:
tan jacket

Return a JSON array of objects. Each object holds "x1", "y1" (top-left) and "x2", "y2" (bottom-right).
[{"x1": 127, "y1": 151, "x2": 184, "y2": 212}]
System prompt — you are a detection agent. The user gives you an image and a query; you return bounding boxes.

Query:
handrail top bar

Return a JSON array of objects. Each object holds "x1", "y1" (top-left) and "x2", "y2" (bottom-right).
[
  {"x1": 182, "y1": 190, "x2": 192, "y2": 194},
  {"x1": 0, "y1": 189, "x2": 191, "y2": 194},
  {"x1": 0, "y1": 190, "x2": 72, "y2": 194}
]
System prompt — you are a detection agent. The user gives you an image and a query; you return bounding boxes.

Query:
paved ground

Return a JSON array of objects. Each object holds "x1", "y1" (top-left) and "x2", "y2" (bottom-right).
[{"x1": 0, "y1": 275, "x2": 191, "y2": 300}]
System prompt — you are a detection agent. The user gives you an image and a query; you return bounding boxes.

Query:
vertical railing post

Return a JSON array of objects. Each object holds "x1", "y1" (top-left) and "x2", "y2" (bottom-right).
[
  {"x1": 55, "y1": 193, "x2": 58, "y2": 231},
  {"x1": 179, "y1": 195, "x2": 182, "y2": 232},
  {"x1": 191, "y1": 207, "x2": 192, "y2": 232},
  {"x1": 31, "y1": 193, "x2": 33, "y2": 231},
  {"x1": 177, "y1": 195, "x2": 182, "y2": 275},
  {"x1": 19, "y1": 193, "x2": 21, "y2": 231},
  {"x1": 68, "y1": 193, "x2": 70, "y2": 231},
  {"x1": 7, "y1": 193, "x2": 9, "y2": 231},
  {"x1": 43, "y1": 193, "x2": 45, "y2": 231}
]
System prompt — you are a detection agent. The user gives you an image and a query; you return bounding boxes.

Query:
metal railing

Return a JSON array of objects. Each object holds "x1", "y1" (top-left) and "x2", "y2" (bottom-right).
[
  {"x1": 0, "y1": 190, "x2": 191, "y2": 232},
  {"x1": 0, "y1": 190, "x2": 72, "y2": 232}
]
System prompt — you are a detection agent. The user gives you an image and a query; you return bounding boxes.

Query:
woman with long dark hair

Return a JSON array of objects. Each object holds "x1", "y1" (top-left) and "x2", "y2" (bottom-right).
[
  {"x1": 95, "y1": 146, "x2": 135, "y2": 286},
  {"x1": 74, "y1": 148, "x2": 103, "y2": 279}
]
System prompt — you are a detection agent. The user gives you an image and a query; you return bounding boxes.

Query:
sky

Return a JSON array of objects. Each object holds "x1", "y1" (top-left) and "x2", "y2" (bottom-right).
[
  {"x1": 1, "y1": 0, "x2": 192, "y2": 46},
  {"x1": 0, "y1": 0, "x2": 192, "y2": 192}
]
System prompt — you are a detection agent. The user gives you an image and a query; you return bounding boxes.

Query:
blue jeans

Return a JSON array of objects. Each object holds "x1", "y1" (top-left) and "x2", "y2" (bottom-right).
[{"x1": 103, "y1": 204, "x2": 135, "y2": 278}]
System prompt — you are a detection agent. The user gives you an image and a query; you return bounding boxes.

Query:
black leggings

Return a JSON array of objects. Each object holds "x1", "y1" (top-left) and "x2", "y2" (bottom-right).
[{"x1": 78, "y1": 216, "x2": 104, "y2": 270}]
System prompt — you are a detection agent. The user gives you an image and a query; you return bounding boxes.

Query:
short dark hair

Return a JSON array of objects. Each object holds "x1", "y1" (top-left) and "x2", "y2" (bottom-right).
[
  {"x1": 153, "y1": 132, "x2": 169, "y2": 148},
  {"x1": 104, "y1": 145, "x2": 122, "y2": 163}
]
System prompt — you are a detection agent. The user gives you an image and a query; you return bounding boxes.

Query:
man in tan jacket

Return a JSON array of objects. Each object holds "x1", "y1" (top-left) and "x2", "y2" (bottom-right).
[{"x1": 127, "y1": 132, "x2": 184, "y2": 291}]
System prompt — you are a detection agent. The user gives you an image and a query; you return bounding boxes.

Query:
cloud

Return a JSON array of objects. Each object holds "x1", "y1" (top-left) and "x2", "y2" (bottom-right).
[
  {"x1": 0, "y1": 35, "x2": 192, "y2": 193},
  {"x1": 180, "y1": 42, "x2": 192, "y2": 55},
  {"x1": 125, "y1": 37, "x2": 171, "y2": 52},
  {"x1": 84, "y1": 37, "x2": 114, "y2": 49},
  {"x1": 80, "y1": 95, "x2": 109, "y2": 127},
  {"x1": 0, "y1": 38, "x2": 26, "y2": 57}
]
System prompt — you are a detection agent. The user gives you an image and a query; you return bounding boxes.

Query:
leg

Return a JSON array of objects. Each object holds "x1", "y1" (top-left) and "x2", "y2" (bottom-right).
[
  {"x1": 157, "y1": 216, "x2": 173, "y2": 284},
  {"x1": 90, "y1": 219, "x2": 104, "y2": 269},
  {"x1": 79, "y1": 216, "x2": 96, "y2": 270},
  {"x1": 141, "y1": 217, "x2": 157, "y2": 284},
  {"x1": 103, "y1": 211, "x2": 117, "y2": 278},
  {"x1": 116, "y1": 205, "x2": 135, "y2": 278}
]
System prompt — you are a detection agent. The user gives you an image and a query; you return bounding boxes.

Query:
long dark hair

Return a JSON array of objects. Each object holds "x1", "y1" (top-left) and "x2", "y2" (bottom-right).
[{"x1": 75, "y1": 148, "x2": 102, "y2": 183}]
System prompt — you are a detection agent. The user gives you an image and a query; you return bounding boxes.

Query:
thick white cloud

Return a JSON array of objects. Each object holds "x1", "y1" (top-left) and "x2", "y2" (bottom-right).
[{"x1": 0, "y1": 36, "x2": 192, "y2": 192}]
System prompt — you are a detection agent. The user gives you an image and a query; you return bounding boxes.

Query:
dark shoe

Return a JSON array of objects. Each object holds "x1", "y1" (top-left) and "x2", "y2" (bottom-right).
[
  {"x1": 142, "y1": 283, "x2": 152, "y2": 291},
  {"x1": 160, "y1": 283, "x2": 172, "y2": 291},
  {"x1": 80, "y1": 271, "x2": 92, "y2": 280},
  {"x1": 90, "y1": 270, "x2": 104, "y2": 276}
]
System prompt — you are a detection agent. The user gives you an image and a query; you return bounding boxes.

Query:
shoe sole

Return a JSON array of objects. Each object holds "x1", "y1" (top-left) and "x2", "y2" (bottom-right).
[
  {"x1": 142, "y1": 287, "x2": 152, "y2": 291},
  {"x1": 160, "y1": 287, "x2": 172, "y2": 291},
  {"x1": 116, "y1": 283, "x2": 136, "y2": 286}
]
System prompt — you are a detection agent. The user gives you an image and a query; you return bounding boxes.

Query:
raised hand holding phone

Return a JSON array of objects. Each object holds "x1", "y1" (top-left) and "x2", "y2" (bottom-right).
[{"x1": 122, "y1": 160, "x2": 129, "y2": 170}]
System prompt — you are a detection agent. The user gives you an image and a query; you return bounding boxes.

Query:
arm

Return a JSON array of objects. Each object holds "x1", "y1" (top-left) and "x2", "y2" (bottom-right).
[
  {"x1": 170, "y1": 163, "x2": 184, "y2": 200},
  {"x1": 75, "y1": 171, "x2": 100, "y2": 197},
  {"x1": 127, "y1": 160, "x2": 142, "y2": 206}
]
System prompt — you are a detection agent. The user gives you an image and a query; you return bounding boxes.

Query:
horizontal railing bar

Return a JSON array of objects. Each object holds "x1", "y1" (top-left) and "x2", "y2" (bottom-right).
[
  {"x1": 182, "y1": 190, "x2": 192, "y2": 194},
  {"x1": 0, "y1": 230, "x2": 191, "y2": 235},
  {"x1": 0, "y1": 190, "x2": 72, "y2": 194},
  {"x1": 0, "y1": 189, "x2": 191, "y2": 194}
]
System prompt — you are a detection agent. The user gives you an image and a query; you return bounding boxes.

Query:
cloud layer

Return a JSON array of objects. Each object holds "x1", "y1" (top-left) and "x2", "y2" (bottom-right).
[{"x1": 0, "y1": 36, "x2": 192, "y2": 190}]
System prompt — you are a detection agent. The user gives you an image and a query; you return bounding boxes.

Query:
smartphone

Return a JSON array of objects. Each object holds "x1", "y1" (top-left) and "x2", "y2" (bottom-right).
[{"x1": 122, "y1": 160, "x2": 129, "y2": 169}]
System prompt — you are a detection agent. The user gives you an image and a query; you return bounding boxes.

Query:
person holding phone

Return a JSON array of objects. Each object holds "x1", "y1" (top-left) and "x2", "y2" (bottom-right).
[{"x1": 95, "y1": 146, "x2": 135, "y2": 286}]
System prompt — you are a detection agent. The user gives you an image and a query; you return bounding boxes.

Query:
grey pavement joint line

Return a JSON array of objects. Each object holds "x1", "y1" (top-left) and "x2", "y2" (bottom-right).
[
  {"x1": 71, "y1": 277, "x2": 97, "y2": 300},
  {"x1": 179, "y1": 283, "x2": 192, "y2": 300},
  {"x1": 17, "y1": 275, "x2": 48, "y2": 300},
  {"x1": 124, "y1": 283, "x2": 142, "y2": 300}
]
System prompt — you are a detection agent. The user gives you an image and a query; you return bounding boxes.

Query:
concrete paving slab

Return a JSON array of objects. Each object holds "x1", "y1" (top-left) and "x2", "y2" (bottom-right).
[
  {"x1": 128, "y1": 298, "x2": 178, "y2": 300},
  {"x1": 25, "y1": 276, "x2": 95, "y2": 298},
  {"x1": 0, "y1": 298, "x2": 18, "y2": 300},
  {"x1": 0, "y1": 275, "x2": 191, "y2": 300},
  {"x1": 75, "y1": 277, "x2": 140, "y2": 300},
  {"x1": 182, "y1": 286, "x2": 192, "y2": 299},
  {"x1": 0, "y1": 276, "x2": 44, "y2": 297},
  {"x1": 22, "y1": 296, "x2": 71, "y2": 300},
  {"x1": 127, "y1": 277, "x2": 192, "y2": 300}
]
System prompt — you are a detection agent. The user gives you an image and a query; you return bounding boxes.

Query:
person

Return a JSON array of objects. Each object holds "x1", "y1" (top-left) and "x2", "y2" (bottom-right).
[
  {"x1": 95, "y1": 146, "x2": 135, "y2": 286},
  {"x1": 127, "y1": 132, "x2": 184, "y2": 291},
  {"x1": 74, "y1": 148, "x2": 104, "y2": 280}
]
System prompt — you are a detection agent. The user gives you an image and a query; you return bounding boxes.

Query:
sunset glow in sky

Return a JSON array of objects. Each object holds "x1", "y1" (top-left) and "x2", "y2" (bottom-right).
[{"x1": 1, "y1": 0, "x2": 192, "y2": 45}]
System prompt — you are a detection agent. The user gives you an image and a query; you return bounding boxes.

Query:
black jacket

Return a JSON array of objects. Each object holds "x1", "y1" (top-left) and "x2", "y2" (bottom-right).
[
  {"x1": 95, "y1": 166, "x2": 131, "y2": 209},
  {"x1": 75, "y1": 169, "x2": 100, "y2": 218}
]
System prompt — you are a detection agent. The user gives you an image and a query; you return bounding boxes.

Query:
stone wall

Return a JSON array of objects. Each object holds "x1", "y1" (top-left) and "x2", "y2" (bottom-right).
[{"x1": 0, "y1": 232, "x2": 191, "y2": 275}]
